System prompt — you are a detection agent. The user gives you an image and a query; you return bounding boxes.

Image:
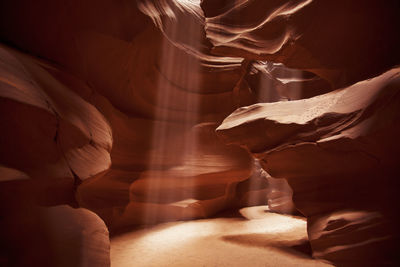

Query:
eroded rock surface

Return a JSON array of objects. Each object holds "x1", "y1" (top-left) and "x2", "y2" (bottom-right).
[
  {"x1": 1, "y1": 0, "x2": 398, "y2": 265},
  {"x1": 217, "y1": 68, "x2": 400, "y2": 265},
  {"x1": 0, "y1": 0, "x2": 267, "y2": 227},
  {"x1": 0, "y1": 44, "x2": 112, "y2": 207},
  {"x1": 201, "y1": 0, "x2": 400, "y2": 88},
  {"x1": 1, "y1": 205, "x2": 110, "y2": 267}
]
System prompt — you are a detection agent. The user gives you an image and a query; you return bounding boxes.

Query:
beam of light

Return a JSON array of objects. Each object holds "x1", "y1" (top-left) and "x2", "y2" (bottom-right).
[
  {"x1": 141, "y1": 0, "x2": 202, "y2": 225},
  {"x1": 242, "y1": 61, "x2": 303, "y2": 210}
]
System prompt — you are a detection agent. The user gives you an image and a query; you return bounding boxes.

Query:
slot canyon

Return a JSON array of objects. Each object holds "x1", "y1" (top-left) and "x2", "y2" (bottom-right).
[{"x1": 0, "y1": 0, "x2": 399, "y2": 266}]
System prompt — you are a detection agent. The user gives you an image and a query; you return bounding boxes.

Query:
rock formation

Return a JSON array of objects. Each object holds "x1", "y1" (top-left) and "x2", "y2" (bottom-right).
[
  {"x1": 206, "y1": 0, "x2": 400, "y2": 265},
  {"x1": 217, "y1": 68, "x2": 400, "y2": 265},
  {"x1": 0, "y1": 0, "x2": 267, "y2": 228},
  {"x1": 0, "y1": 44, "x2": 112, "y2": 207},
  {"x1": 1, "y1": 205, "x2": 110, "y2": 266},
  {"x1": 0, "y1": 0, "x2": 399, "y2": 266},
  {"x1": 201, "y1": 0, "x2": 400, "y2": 88}
]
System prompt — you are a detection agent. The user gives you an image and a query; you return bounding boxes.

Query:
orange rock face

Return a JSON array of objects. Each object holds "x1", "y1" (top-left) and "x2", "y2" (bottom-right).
[
  {"x1": 0, "y1": 0, "x2": 265, "y2": 228},
  {"x1": 0, "y1": 44, "x2": 112, "y2": 207},
  {"x1": 77, "y1": 122, "x2": 255, "y2": 227},
  {"x1": 217, "y1": 68, "x2": 400, "y2": 265},
  {"x1": 1, "y1": 205, "x2": 110, "y2": 266},
  {"x1": 201, "y1": 0, "x2": 400, "y2": 88},
  {"x1": 1, "y1": 0, "x2": 399, "y2": 266}
]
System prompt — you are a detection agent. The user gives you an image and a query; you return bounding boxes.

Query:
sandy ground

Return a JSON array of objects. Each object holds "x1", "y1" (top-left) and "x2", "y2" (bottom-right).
[{"x1": 111, "y1": 206, "x2": 333, "y2": 267}]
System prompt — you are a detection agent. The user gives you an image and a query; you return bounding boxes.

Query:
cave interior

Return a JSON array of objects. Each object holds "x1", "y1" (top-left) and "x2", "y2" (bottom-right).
[{"x1": 0, "y1": 0, "x2": 400, "y2": 266}]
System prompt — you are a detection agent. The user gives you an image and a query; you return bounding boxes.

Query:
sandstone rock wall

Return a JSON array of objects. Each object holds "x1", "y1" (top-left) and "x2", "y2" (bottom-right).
[
  {"x1": 1, "y1": 1, "x2": 399, "y2": 265},
  {"x1": 201, "y1": 0, "x2": 400, "y2": 88},
  {"x1": 217, "y1": 67, "x2": 400, "y2": 266},
  {"x1": 0, "y1": 0, "x2": 267, "y2": 228},
  {"x1": 207, "y1": 0, "x2": 400, "y2": 265}
]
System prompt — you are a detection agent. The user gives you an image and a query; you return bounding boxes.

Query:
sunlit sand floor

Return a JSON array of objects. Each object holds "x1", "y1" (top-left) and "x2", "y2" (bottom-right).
[{"x1": 111, "y1": 206, "x2": 333, "y2": 267}]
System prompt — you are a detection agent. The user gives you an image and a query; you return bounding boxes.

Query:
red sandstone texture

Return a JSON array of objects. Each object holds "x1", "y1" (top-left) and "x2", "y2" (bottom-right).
[
  {"x1": 207, "y1": 1, "x2": 400, "y2": 265},
  {"x1": 0, "y1": 44, "x2": 112, "y2": 206},
  {"x1": 217, "y1": 68, "x2": 400, "y2": 265},
  {"x1": 1, "y1": 204, "x2": 110, "y2": 267},
  {"x1": 0, "y1": 0, "x2": 274, "y2": 231},
  {"x1": 201, "y1": 0, "x2": 400, "y2": 88},
  {"x1": 0, "y1": 0, "x2": 399, "y2": 266}
]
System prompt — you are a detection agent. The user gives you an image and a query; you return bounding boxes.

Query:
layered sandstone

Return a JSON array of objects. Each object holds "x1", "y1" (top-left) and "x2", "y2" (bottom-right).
[
  {"x1": 201, "y1": 0, "x2": 400, "y2": 88},
  {"x1": 1, "y1": 0, "x2": 399, "y2": 265},
  {"x1": 0, "y1": 44, "x2": 112, "y2": 207},
  {"x1": 217, "y1": 68, "x2": 400, "y2": 265},
  {"x1": 0, "y1": 0, "x2": 266, "y2": 228},
  {"x1": 1, "y1": 205, "x2": 110, "y2": 266}
]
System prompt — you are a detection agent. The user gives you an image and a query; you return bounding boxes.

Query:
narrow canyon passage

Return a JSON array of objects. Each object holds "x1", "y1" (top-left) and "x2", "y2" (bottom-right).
[
  {"x1": 111, "y1": 206, "x2": 332, "y2": 267},
  {"x1": 0, "y1": 0, "x2": 399, "y2": 266}
]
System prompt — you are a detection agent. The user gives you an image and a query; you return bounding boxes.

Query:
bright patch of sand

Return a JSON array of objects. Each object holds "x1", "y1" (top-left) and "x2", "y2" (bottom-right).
[{"x1": 111, "y1": 206, "x2": 333, "y2": 267}]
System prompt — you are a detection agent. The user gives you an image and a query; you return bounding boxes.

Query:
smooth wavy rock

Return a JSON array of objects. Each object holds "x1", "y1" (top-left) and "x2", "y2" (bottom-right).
[
  {"x1": 1, "y1": 205, "x2": 110, "y2": 267},
  {"x1": 78, "y1": 123, "x2": 254, "y2": 227},
  {"x1": 246, "y1": 62, "x2": 332, "y2": 102},
  {"x1": 0, "y1": 45, "x2": 112, "y2": 208},
  {"x1": 202, "y1": 0, "x2": 400, "y2": 88},
  {"x1": 216, "y1": 67, "x2": 400, "y2": 265},
  {"x1": 0, "y1": 0, "x2": 254, "y2": 121},
  {"x1": 0, "y1": 0, "x2": 262, "y2": 226},
  {"x1": 236, "y1": 161, "x2": 295, "y2": 214}
]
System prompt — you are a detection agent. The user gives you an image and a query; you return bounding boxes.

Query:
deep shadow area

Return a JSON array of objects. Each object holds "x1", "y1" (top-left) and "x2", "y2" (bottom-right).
[{"x1": 222, "y1": 233, "x2": 313, "y2": 259}]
